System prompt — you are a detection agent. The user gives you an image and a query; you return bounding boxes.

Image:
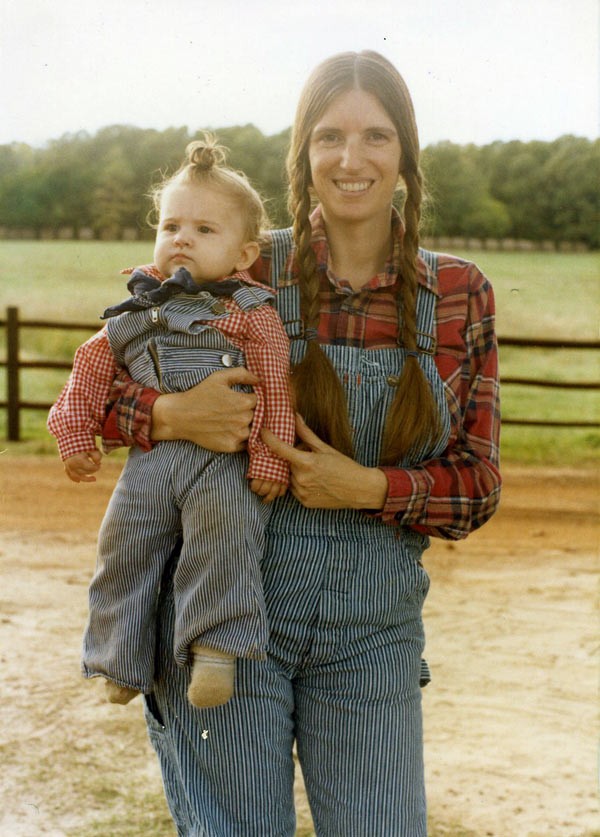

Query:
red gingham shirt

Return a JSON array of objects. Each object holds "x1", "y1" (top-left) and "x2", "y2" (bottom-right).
[
  {"x1": 104, "y1": 209, "x2": 501, "y2": 540},
  {"x1": 48, "y1": 270, "x2": 295, "y2": 485}
]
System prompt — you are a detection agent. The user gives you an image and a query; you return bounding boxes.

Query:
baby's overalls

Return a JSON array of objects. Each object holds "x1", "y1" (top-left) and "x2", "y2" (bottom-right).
[
  {"x1": 143, "y1": 230, "x2": 451, "y2": 836},
  {"x1": 83, "y1": 287, "x2": 274, "y2": 693}
]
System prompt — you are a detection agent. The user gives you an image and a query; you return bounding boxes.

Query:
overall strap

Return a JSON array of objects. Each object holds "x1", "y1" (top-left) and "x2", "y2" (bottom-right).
[
  {"x1": 418, "y1": 247, "x2": 438, "y2": 274},
  {"x1": 415, "y1": 248, "x2": 438, "y2": 355},
  {"x1": 269, "y1": 228, "x2": 303, "y2": 339},
  {"x1": 231, "y1": 283, "x2": 275, "y2": 311}
]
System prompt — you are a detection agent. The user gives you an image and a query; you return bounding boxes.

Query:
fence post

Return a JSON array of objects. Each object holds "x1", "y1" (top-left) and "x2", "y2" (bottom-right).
[{"x1": 7, "y1": 306, "x2": 20, "y2": 441}]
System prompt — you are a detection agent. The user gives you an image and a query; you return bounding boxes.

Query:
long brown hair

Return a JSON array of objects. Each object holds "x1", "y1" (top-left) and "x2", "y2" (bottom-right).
[{"x1": 286, "y1": 50, "x2": 441, "y2": 464}]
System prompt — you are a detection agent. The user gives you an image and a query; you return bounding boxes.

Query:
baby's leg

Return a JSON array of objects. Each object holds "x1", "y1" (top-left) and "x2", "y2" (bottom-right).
[
  {"x1": 83, "y1": 445, "x2": 183, "y2": 696},
  {"x1": 173, "y1": 450, "x2": 270, "y2": 706}
]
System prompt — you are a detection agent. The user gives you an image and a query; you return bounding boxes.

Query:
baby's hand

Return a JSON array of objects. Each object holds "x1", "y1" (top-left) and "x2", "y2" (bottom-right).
[
  {"x1": 64, "y1": 450, "x2": 102, "y2": 483},
  {"x1": 249, "y1": 479, "x2": 287, "y2": 504}
]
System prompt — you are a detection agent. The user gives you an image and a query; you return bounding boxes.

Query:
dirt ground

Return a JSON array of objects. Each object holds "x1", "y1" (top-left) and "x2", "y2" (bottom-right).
[{"x1": 0, "y1": 454, "x2": 598, "y2": 837}]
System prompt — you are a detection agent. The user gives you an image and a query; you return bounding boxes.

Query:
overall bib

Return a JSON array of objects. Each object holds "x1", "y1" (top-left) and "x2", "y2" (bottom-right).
[{"x1": 143, "y1": 230, "x2": 451, "y2": 836}]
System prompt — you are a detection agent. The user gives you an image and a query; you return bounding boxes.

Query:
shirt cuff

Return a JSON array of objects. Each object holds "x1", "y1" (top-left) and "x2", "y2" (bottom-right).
[
  {"x1": 378, "y1": 466, "x2": 433, "y2": 525},
  {"x1": 103, "y1": 385, "x2": 161, "y2": 453},
  {"x1": 246, "y1": 451, "x2": 290, "y2": 485},
  {"x1": 56, "y1": 431, "x2": 98, "y2": 461}
]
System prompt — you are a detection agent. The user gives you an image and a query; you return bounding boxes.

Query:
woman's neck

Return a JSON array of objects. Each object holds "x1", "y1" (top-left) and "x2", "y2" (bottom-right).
[{"x1": 324, "y1": 215, "x2": 393, "y2": 291}]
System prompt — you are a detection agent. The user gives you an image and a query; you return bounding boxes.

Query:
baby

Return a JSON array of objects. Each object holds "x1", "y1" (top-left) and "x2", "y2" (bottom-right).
[{"x1": 48, "y1": 135, "x2": 295, "y2": 708}]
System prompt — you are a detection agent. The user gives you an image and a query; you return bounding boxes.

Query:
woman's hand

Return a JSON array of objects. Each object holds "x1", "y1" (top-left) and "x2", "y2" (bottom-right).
[
  {"x1": 261, "y1": 415, "x2": 388, "y2": 510},
  {"x1": 151, "y1": 368, "x2": 258, "y2": 452}
]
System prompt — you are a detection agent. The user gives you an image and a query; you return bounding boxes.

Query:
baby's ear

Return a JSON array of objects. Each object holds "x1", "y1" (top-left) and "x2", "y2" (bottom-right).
[{"x1": 234, "y1": 241, "x2": 260, "y2": 271}]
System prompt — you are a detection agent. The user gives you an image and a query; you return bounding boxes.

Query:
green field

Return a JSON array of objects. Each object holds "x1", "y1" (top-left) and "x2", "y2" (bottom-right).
[{"x1": 1, "y1": 241, "x2": 598, "y2": 464}]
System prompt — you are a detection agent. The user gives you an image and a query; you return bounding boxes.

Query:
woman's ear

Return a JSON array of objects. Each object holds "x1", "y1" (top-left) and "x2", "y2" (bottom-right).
[{"x1": 234, "y1": 241, "x2": 260, "y2": 271}]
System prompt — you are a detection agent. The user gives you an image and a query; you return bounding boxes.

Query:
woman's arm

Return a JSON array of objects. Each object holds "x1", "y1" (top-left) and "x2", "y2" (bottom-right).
[
  {"x1": 379, "y1": 449, "x2": 501, "y2": 540},
  {"x1": 378, "y1": 266, "x2": 501, "y2": 540},
  {"x1": 102, "y1": 367, "x2": 259, "y2": 454}
]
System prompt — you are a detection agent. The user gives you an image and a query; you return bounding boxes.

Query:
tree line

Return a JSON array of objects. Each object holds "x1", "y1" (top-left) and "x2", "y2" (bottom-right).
[{"x1": 0, "y1": 125, "x2": 597, "y2": 248}]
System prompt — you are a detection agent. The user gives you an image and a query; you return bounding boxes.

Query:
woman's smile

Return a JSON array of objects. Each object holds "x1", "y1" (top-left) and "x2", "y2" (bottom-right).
[{"x1": 334, "y1": 179, "x2": 374, "y2": 193}]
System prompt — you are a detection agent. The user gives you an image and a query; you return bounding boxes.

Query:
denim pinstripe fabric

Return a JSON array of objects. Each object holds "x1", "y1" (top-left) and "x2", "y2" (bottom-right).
[
  {"x1": 142, "y1": 233, "x2": 451, "y2": 835},
  {"x1": 83, "y1": 441, "x2": 270, "y2": 691},
  {"x1": 83, "y1": 297, "x2": 272, "y2": 692},
  {"x1": 106, "y1": 294, "x2": 257, "y2": 394}
]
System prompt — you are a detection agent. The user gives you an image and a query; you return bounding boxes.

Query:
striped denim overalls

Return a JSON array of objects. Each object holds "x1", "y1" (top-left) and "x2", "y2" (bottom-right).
[
  {"x1": 143, "y1": 229, "x2": 451, "y2": 836},
  {"x1": 82, "y1": 286, "x2": 276, "y2": 692}
]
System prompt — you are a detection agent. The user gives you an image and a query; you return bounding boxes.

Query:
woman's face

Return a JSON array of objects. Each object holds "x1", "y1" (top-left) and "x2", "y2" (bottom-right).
[{"x1": 308, "y1": 88, "x2": 402, "y2": 227}]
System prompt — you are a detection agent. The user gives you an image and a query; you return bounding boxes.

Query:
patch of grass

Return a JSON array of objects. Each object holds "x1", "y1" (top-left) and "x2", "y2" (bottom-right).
[
  {"x1": 501, "y1": 383, "x2": 599, "y2": 426},
  {"x1": 501, "y1": 424, "x2": 600, "y2": 466},
  {"x1": 459, "y1": 249, "x2": 600, "y2": 341},
  {"x1": 501, "y1": 345, "x2": 600, "y2": 384},
  {"x1": 0, "y1": 240, "x2": 154, "y2": 321}
]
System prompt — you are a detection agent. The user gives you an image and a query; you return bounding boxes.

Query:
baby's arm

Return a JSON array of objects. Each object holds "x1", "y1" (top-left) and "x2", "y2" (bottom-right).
[
  {"x1": 233, "y1": 305, "x2": 295, "y2": 484},
  {"x1": 47, "y1": 329, "x2": 119, "y2": 473},
  {"x1": 63, "y1": 450, "x2": 103, "y2": 483}
]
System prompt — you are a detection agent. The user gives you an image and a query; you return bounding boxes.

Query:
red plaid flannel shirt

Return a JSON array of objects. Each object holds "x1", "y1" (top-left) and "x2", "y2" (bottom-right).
[
  {"x1": 48, "y1": 270, "x2": 295, "y2": 485},
  {"x1": 104, "y1": 210, "x2": 501, "y2": 539}
]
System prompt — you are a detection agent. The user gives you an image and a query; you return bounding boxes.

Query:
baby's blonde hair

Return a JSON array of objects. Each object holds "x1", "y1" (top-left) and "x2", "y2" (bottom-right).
[{"x1": 150, "y1": 132, "x2": 269, "y2": 242}]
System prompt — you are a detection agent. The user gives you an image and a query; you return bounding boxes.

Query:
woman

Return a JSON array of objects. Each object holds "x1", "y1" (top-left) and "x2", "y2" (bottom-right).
[{"x1": 104, "y1": 50, "x2": 501, "y2": 836}]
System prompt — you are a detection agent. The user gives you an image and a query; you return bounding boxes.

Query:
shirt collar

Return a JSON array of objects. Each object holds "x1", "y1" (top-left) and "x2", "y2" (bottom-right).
[
  {"x1": 120, "y1": 265, "x2": 273, "y2": 294},
  {"x1": 309, "y1": 206, "x2": 438, "y2": 296}
]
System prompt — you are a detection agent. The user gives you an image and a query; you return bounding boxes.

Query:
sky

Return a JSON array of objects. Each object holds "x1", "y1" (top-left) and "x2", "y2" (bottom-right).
[{"x1": 1, "y1": 0, "x2": 598, "y2": 150}]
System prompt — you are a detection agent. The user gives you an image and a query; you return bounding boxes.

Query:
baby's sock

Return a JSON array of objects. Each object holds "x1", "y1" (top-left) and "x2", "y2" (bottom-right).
[
  {"x1": 188, "y1": 645, "x2": 236, "y2": 708},
  {"x1": 104, "y1": 680, "x2": 141, "y2": 705}
]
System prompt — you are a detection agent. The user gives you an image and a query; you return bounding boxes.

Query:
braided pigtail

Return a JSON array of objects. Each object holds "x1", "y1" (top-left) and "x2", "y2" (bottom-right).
[
  {"x1": 380, "y1": 168, "x2": 442, "y2": 464},
  {"x1": 287, "y1": 149, "x2": 354, "y2": 456}
]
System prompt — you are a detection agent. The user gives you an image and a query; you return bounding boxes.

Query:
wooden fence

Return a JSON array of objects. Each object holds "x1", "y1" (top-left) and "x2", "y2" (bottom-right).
[{"x1": 0, "y1": 305, "x2": 599, "y2": 441}]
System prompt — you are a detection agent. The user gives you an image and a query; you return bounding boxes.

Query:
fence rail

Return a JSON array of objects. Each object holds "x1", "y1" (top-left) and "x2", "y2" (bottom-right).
[{"x1": 1, "y1": 306, "x2": 599, "y2": 441}]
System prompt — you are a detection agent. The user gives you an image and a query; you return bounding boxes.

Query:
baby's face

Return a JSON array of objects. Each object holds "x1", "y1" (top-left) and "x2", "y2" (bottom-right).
[{"x1": 153, "y1": 182, "x2": 255, "y2": 282}]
